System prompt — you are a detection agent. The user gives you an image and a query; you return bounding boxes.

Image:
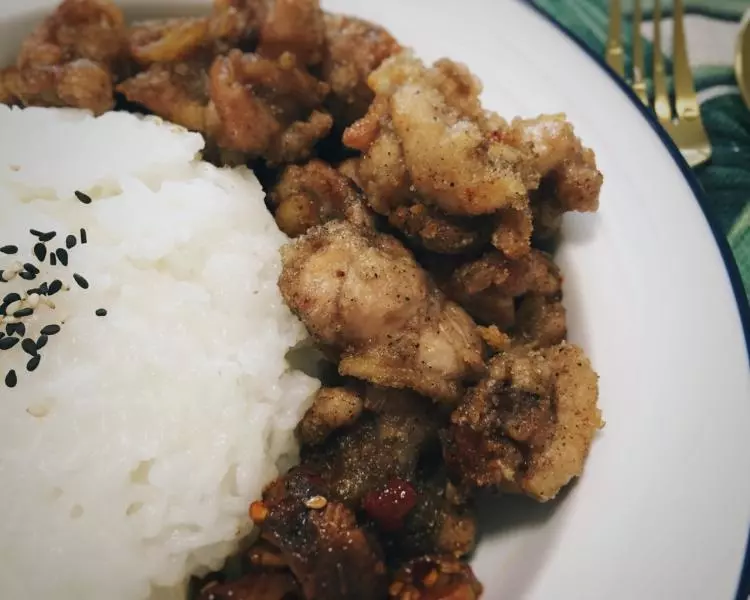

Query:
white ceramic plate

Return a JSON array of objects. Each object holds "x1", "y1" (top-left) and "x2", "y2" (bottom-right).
[{"x1": 1, "y1": 1, "x2": 749, "y2": 599}]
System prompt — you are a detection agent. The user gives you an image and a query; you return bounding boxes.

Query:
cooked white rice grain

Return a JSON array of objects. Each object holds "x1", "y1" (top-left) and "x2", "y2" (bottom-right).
[{"x1": 0, "y1": 105, "x2": 319, "y2": 600}]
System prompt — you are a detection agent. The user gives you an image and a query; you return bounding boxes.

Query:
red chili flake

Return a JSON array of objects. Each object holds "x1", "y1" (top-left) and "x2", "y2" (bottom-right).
[{"x1": 362, "y1": 478, "x2": 417, "y2": 532}]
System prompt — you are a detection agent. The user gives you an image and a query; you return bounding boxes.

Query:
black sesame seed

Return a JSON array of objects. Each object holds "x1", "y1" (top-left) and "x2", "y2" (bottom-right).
[
  {"x1": 73, "y1": 273, "x2": 89, "y2": 289},
  {"x1": 33, "y1": 242, "x2": 47, "y2": 262},
  {"x1": 95, "y1": 308, "x2": 107, "y2": 317},
  {"x1": 7, "y1": 322, "x2": 25, "y2": 337},
  {"x1": 36, "y1": 334, "x2": 48, "y2": 349},
  {"x1": 0, "y1": 336, "x2": 19, "y2": 350},
  {"x1": 0, "y1": 303, "x2": 6, "y2": 316},
  {"x1": 26, "y1": 287, "x2": 40, "y2": 296},
  {"x1": 48, "y1": 280, "x2": 62, "y2": 295},
  {"x1": 5, "y1": 369, "x2": 17, "y2": 388},
  {"x1": 23, "y1": 263, "x2": 39, "y2": 276},
  {"x1": 21, "y1": 338, "x2": 37, "y2": 356},
  {"x1": 39, "y1": 231, "x2": 56, "y2": 243},
  {"x1": 80, "y1": 228, "x2": 88, "y2": 244},
  {"x1": 0, "y1": 245, "x2": 18, "y2": 254},
  {"x1": 74, "y1": 190, "x2": 92, "y2": 205},
  {"x1": 38, "y1": 282, "x2": 48, "y2": 295},
  {"x1": 55, "y1": 248, "x2": 68, "y2": 266},
  {"x1": 40, "y1": 324, "x2": 60, "y2": 336},
  {"x1": 30, "y1": 229, "x2": 44, "y2": 238},
  {"x1": 26, "y1": 355, "x2": 41, "y2": 372},
  {"x1": 66, "y1": 234, "x2": 77, "y2": 249},
  {"x1": 3, "y1": 292, "x2": 20, "y2": 305},
  {"x1": 50, "y1": 253, "x2": 57, "y2": 266},
  {"x1": 13, "y1": 307, "x2": 33, "y2": 318},
  {"x1": 19, "y1": 271, "x2": 36, "y2": 281}
]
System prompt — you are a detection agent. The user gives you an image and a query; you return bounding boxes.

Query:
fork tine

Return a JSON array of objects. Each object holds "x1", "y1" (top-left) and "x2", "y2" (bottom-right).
[
  {"x1": 652, "y1": 0, "x2": 673, "y2": 125},
  {"x1": 672, "y1": 0, "x2": 700, "y2": 120},
  {"x1": 631, "y1": 0, "x2": 648, "y2": 105},
  {"x1": 606, "y1": 0, "x2": 625, "y2": 77}
]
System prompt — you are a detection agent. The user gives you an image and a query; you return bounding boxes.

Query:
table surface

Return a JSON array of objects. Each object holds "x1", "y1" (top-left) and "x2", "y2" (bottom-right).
[{"x1": 534, "y1": 0, "x2": 750, "y2": 304}]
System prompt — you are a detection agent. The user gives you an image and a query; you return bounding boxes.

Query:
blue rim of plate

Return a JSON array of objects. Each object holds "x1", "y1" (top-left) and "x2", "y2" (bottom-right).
[{"x1": 522, "y1": 2, "x2": 750, "y2": 599}]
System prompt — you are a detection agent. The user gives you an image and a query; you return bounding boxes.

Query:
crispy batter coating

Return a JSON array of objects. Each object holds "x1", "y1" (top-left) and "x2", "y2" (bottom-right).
[
  {"x1": 127, "y1": 17, "x2": 210, "y2": 65},
  {"x1": 444, "y1": 343, "x2": 602, "y2": 501},
  {"x1": 389, "y1": 556, "x2": 483, "y2": 600},
  {"x1": 209, "y1": 0, "x2": 267, "y2": 50},
  {"x1": 117, "y1": 59, "x2": 210, "y2": 131},
  {"x1": 506, "y1": 114, "x2": 602, "y2": 213},
  {"x1": 207, "y1": 50, "x2": 332, "y2": 162},
  {"x1": 322, "y1": 14, "x2": 401, "y2": 126},
  {"x1": 270, "y1": 159, "x2": 374, "y2": 237},
  {"x1": 297, "y1": 386, "x2": 364, "y2": 446},
  {"x1": 278, "y1": 220, "x2": 485, "y2": 402},
  {"x1": 258, "y1": 469, "x2": 388, "y2": 600},
  {"x1": 197, "y1": 571, "x2": 301, "y2": 600},
  {"x1": 2, "y1": 0, "x2": 125, "y2": 113},
  {"x1": 257, "y1": 0, "x2": 325, "y2": 65},
  {"x1": 435, "y1": 248, "x2": 565, "y2": 347}
]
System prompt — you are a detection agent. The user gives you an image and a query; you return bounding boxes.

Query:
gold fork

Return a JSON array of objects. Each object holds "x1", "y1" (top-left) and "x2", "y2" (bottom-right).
[{"x1": 606, "y1": 0, "x2": 712, "y2": 167}]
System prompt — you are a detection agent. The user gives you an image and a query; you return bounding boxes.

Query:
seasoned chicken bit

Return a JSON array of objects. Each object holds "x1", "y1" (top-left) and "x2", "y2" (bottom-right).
[
  {"x1": 279, "y1": 220, "x2": 485, "y2": 402},
  {"x1": 389, "y1": 556, "x2": 483, "y2": 600},
  {"x1": 444, "y1": 343, "x2": 602, "y2": 501},
  {"x1": 197, "y1": 571, "x2": 301, "y2": 600},
  {"x1": 505, "y1": 114, "x2": 603, "y2": 213},
  {"x1": 117, "y1": 59, "x2": 210, "y2": 131},
  {"x1": 271, "y1": 160, "x2": 374, "y2": 238},
  {"x1": 209, "y1": 0, "x2": 268, "y2": 50},
  {"x1": 208, "y1": 49, "x2": 332, "y2": 162},
  {"x1": 322, "y1": 14, "x2": 401, "y2": 126},
  {"x1": 2, "y1": 0, "x2": 125, "y2": 113},
  {"x1": 434, "y1": 248, "x2": 566, "y2": 347},
  {"x1": 257, "y1": 0, "x2": 326, "y2": 65},
  {"x1": 256, "y1": 468, "x2": 388, "y2": 600},
  {"x1": 127, "y1": 17, "x2": 210, "y2": 66},
  {"x1": 297, "y1": 386, "x2": 364, "y2": 445}
]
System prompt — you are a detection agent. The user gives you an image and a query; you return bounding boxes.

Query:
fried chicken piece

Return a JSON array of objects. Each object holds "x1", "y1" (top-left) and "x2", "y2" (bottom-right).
[
  {"x1": 257, "y1": 0, "x2": 325, "y2": 66},
  {"x1": 270, "y1": 159, "x2": 374, "y2": 237},
  {"x1": 436, "y1": 248, "x2": 565, "y2": 347},
  {"x1": 254, "y1": 468, "x2": 388, "y2": 600},
  {"x1": 1, "y1": 0, "x2": 125, "y2": 113},
  {"x1": 209, "y1": 0, "x2": 268, "y2": 50},
  {"x1": 1, "y1": 59, "x2": 114, "y2": 114},
  {"x1": 297, "y1": 386, "x2": 364, "y2": 446},
  {"x1": 207, "y1": 49, "x2": 332, "y2": 163},
  {"x1": 197, "y1": 571, "x2": 301, "y2": 600},
  {"x1": 347, "y1": 53, "x2": 538, "y2": 217},
  {"x1": 389, "y1": 556, "x2": 483, "y2": 600},
  {"x1": 322, "y1": 14, "x2": 401, "y2": 126},
  {"x1": 128, "y1": 17, "x2": 210, "y2": 65},
  {"x1": 279, "y1": 220, "x2": 485, "y2": 402},
  {"x1": 444, "y1": 343, "x2": 602, "y2": 501},
  {"x1": 117, "y1": 59, "x2": 210, "y2": 131},
  {"x1": 506, "y1": 114, "x2": 603, "y2": 213}
]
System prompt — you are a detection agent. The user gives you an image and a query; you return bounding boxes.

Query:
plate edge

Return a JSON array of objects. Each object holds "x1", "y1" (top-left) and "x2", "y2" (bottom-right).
[{"x1": 521, "y1": 1, "x2": 750, "y2": 598}]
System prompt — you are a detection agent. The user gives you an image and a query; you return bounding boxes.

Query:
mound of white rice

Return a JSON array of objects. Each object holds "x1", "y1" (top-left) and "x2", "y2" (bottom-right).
[{"x1": 0, "y1": 106, "x2": 319, "y2": 600}]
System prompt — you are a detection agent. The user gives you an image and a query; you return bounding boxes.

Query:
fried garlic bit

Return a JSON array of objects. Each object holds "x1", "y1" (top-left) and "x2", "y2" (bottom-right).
[{"x1": 444, "y1": 343, "x2": 602, "y2": 501}]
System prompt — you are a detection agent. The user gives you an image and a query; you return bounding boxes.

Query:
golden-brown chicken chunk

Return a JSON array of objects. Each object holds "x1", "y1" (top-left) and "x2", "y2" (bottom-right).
[
  {"x1": 296, "y1": 386, "x2": 364, "y2": 446},
  {"x1": 444, "y1": 343, "x2": 602, "y2": 501},
  {"x1": 2, "y1": 0, "x2": 125, "y2": 113},
  {"x1": 270, "y1": 159, "x2": 374, "y2": 237},
  {"x1": 209, "y1": 0, "x2": 268, "y2": 50},
  {"x1": 117, "y1": 59, "x2": 210, "y2": 131},
  {"x1": 208, "y1": 50, "x2": 332, "y2": 162},
  {"x1": 434, "y1": 248, "x2": 566, "y2": 347},
  {"x1": 279, "y1": 220, "x2": 485, "y2": 402},
  {"x1": 127, "y1": 17, "x2": 210, "y2": 66},
  {"x1": 322, "y1": 14, "x2": 401, "y2": 126},
  {"x1": 257, "y1": 0, "x2": 325, "y2": 65}
]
